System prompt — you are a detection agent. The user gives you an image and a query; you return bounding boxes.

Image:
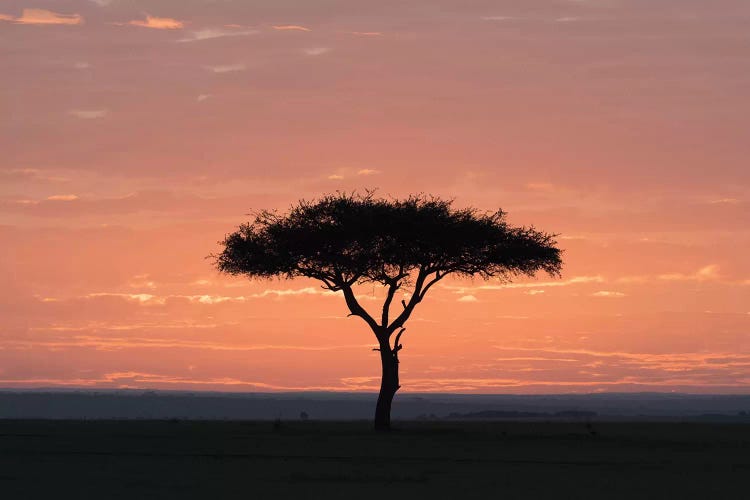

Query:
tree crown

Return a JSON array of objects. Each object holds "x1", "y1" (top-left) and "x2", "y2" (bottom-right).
[{"x1": 216, "y1": 192, "x2": 562, "y2": 289}]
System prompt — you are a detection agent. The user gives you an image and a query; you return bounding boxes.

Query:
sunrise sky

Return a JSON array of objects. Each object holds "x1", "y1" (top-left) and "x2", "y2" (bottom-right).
[{"x1": 1, "y1": 0, "x2": 749, "y2": 393}]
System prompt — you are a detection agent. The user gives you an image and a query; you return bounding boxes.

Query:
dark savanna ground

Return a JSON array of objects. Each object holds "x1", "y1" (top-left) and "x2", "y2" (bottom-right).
[{"x1": 1, "y1": 420, "x2": 748, "y2": 499}]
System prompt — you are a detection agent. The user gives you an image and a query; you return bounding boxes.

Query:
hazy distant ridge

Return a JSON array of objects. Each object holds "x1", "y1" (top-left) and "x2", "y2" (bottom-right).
[{"x1": 1, "y1": 391, "x2": 750, "y2": 421}]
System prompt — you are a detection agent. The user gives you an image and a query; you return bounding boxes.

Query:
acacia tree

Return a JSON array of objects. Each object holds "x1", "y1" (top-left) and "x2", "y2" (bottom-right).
[{"x1": 215, "y1": 193, "x2": 562, "y2": 430}]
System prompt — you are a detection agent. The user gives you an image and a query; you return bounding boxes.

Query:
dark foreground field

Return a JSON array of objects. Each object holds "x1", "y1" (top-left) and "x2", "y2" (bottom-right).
[{"x1": 1, "y1": 420, "x2": 748, "y2": 499}]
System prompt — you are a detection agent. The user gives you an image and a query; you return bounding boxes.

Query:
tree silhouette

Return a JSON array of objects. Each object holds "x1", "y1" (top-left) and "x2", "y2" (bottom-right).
[{"x1": 215, "y1": 192, "x2": 562, "y2": 430}]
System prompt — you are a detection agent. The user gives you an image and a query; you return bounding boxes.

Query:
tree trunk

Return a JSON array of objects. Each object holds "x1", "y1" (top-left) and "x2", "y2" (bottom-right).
[{"x1": 374, "y1": 340, "x2": 400, "y2": 431}]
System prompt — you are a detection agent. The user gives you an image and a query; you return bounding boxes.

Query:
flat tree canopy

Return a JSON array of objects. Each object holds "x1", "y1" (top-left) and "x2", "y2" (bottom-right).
[
  {"x1": 216, "y1": 192, "x2": 562, "y2": 430},
  {"x1": 217, "y1": 192, "x2": 561, "y2": 291}
]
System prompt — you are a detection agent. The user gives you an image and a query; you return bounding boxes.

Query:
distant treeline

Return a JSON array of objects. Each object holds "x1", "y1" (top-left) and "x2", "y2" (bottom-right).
[
  {"x1": 1, "y1": 391, "x2": 750, "y2": 421},
  {"x1": 446, "y1": 410, "x2": 598, "y2": 419}
]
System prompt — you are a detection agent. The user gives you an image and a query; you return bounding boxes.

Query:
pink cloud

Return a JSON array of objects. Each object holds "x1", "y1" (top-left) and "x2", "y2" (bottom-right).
[
  {"x1": 46, "y1": 194, "x2": 79, "y2": 201},
  {"x1": 126, "y1": 15, "x2": 184, "y2": 30},
  {"x1": 272, "y1": 25, "x2": 311, "y2": 31},
  {"x1": 659, "y1": 265, "x2": 721, "y2": 282},
  {"x1": 591, "y1": 291, "x2": 626, "y2": 298},
  {"x1": 12, "y1": 9, "x2": 83, "y2": 25}
]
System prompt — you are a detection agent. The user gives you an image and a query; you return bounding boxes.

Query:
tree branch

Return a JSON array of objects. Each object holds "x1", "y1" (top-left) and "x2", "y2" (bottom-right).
[
  {"x1": 319, "y1": 275, "x2": 342, "y2": 292},
  {"x1": 379, "y1": 265, "x2": 409, "y2": 328},
  {"x1": 386, "y1": 268, "x2": 428, "y2": 335},
  {"x1": 381, "y1": 281, "x2": 401, "y2": 327},
  {"x1": 393, "y1": 328, "x2": 406, "y2": 352},
  {"x1": 419, "y1": 270, "x2": 445, "y2": 300},
  {"x1": 340, "y1": 283, "x2": 380, "y2": 333}
]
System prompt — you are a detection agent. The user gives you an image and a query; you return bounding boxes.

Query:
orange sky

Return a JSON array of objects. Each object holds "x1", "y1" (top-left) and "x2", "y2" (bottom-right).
[{"x1": 1, "y1": 0, "x2": 749, "y2": 393}]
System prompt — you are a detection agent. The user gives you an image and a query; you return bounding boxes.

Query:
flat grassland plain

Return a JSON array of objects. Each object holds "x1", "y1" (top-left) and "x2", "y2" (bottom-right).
[{"x1": 1, "y1": 420, "x2": 748, "y2": 499}]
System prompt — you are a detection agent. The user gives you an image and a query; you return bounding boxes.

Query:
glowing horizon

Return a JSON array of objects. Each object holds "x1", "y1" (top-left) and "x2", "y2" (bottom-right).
[{"x1": 1, "y1": 0, "x2": 749, "y2": 394}]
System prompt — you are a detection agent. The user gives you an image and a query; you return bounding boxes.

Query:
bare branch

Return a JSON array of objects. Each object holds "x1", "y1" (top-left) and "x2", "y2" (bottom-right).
[
  {"x1": 340, "y1": 282, "x2": 379, "y2": 332},
  {"x1": 394, "y1": 327, "x2": 406, "y2": 351},
  {"x1": 381, "y1": 281, "x2": 400, "y2": 327},
  {"x1": 319, "y1": 275, "x2": 342, "y2": 292},
  {"x1": 386, "y1": 268, "x2": 428, "y2": 335},
  {"x1": 419, "y1": 270, "x2": 445, "y2": 300}
]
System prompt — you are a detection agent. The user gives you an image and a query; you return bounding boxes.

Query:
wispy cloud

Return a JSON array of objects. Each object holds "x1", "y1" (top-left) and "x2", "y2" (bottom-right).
[
  {"x1": 7, "y1": 199, "x2": 39, "y2": 206},
  {"x1": 250, "y1": 287, "x2": 336, "y2": 299},
  {"x1": 504, "y1": 276, "x2": 604, "y2": 288},
  {"x1": 273, "y1": 25, "x2": 311, "y2": 32},
  {"x1": 340, "y1": 376, "x2": 380, "y2": 386},
  {"x1": 709, "y1": 198, "x2": 741, "y2": 205},
  {"x1": 457, "y1": 295, "x2": 478, "y2": 302},
  {"x1": 205, "y1": 63, "x2": 246, "y2": 73},
  {"x1": 126, "y1": 15, "x2": 184, "y2": 30},
  {"x1": 86, "y1": 292, "x2": 165, "y2": 305},
  {"x1": 616, "y1": 265, "x2": 735, "y2": 286},
  {"x1": 525, "y1": 182, "x2": 561, "y2": 192},
  {"x1": 448, "y1": 275, "x2": 604, "y2": 294},
  {"x1": 127, "y1": 274, "x2": 156, "y2": 290},
  {"x1": 591, "y1": 291, "x2": 626, "y2": 297},
  {"x1": 303, "y1": 47, "x2": 330, "y2": 56},
  {"x1": 0, "y1": 372, "x2": 358, "y2": 392},
  {"x1": 196, "y1": 94, "x2": 211, "y2": 102},
  {"x1": 0, "y1": 168, "x2": 69, "y2": 183},
  {"x1": 29, "y1": 321, "x2": 225, "y2": 333},
  {"x1": 481, "y1": 16, "x2": 516, "y2": 21},
  {"x1": 69, "y1": 109, "x2": 108, "y2": 119},
  {"x1": 1, "y1": 335, "x2": 371, "y2": 353},
  {"x1": 325, "y1": 168, "x2": 379, "y2": 180},
  {"x1": 659, "y1": 265, "x2": 720, "y2": 282},
  {"x1": 177, "y1": 27, "x2": 258, "y2": 43},
  {"x1": 349, "y1": 31, "x2": 383, "y2": 36},
  {"x1": 492, "y1": 346, "x2": 750, "y2": 378},
  {"x1": 0, "y1": 13, "x2": 14, "y2": 22},
  {"x1": 71, "y1": 287, "x2": 337, "y2": 306},
  {"x1": 357, "y1": 169, "x2": 380, "y2": 176},
  {"x1": 12, "y1": 9, "x2": 83, "y2": 25},
  {"x1": 46, "y1": 194, "x2": 79, "y2": 201}
]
